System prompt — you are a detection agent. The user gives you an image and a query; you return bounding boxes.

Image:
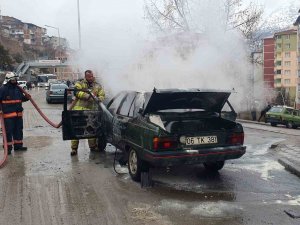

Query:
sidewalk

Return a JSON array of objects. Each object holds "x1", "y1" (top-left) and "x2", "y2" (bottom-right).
[{"x1": 238, "y1": 119, "x2": 300, "y2": 178}]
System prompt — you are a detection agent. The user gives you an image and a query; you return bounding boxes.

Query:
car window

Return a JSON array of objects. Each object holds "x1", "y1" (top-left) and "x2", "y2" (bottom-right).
[
  {"x1": 285, "y1": 108, "x2": 293, "y2": 115},
  {"x1": 132, "y1": 93, "x2": 145, "y2": 117},
  {"x1": 129, "y1": 93, "x2": 143, "y2": 117},
  {"x1": 293, "y1": 110, "x2": 300, "y2": 116},
  {"x1": 107, "y1": 92, "x2": 127, "y2": 114},
  {"x1": 51, "y1": 85, "x2": 67, "y2": 89},
  {"x1": 269, "y1": 107, "x2": 283, "y2": 113},
  {"x1": 118, "y1": 92, "x2": 137, "y2": 116}
]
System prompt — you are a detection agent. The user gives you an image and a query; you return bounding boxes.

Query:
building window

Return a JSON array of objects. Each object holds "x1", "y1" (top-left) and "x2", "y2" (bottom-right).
[
  {"x1": 276, "y1": 70, "x2": 281, "y2": 74},
  {"x1": 285, "y1": 43, "x2": 291, "y2": 49},
  {"x1": 276, "y1": 61, "x2": 282, "y2": 66},
  {"x1": 285, "y1": 35, "x2": 290, "y2": 39},
  {"x1": 277, "y1": 52, "x2": 281, "y2": 57},
  {"x1": 275, "y1": 78, "x2": 281, "y2": 84},
  {"x1": 277, "y1": 44, "x2": 282, "y2": 48},
  {"x1": 284, "y1": 61, "x2": 291, "y2": 66},
  {"x1": 284, "y1": 79, "x2": 290, "y2": 84},
  {"x1": 285, "y1": 52, "x2": 291, "y2": 58},
  {"x1": 284, "y1": 70, "x2": 291, "y2": 75},
  {"x1": 277, "y1": 35, "x2": 281, "y2": 39}
]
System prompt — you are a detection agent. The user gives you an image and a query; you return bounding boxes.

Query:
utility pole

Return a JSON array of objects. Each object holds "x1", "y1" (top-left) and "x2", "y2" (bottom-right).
[{"x1": 77, "y1": 0, "x2": 82, "y2": 50}]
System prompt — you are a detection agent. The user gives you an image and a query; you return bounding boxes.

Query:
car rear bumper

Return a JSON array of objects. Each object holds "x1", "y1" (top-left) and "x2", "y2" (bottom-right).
[
  {"x1": 48, "y1": 95, "x2": 71, "y2": 102},
  {"x1": 143, "y1": 146, "x2": 246, "y2": 167}
]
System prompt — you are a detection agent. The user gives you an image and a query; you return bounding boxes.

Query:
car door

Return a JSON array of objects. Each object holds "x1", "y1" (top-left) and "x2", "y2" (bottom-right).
[
  {"x1": 62, "y1": 90, "x2": 109, "y2": 140},
  {"x1": 111, "y1": 92, "x2": 137, "y2": 148}
]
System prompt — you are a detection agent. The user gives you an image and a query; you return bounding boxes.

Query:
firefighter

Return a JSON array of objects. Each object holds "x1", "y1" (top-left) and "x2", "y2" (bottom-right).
[
  {"x1": 70, "y1": 70, "x2": 105, "y2": 156},
  {"x1": 0, "y1": 72, "x2": 30, "y2": 155}
]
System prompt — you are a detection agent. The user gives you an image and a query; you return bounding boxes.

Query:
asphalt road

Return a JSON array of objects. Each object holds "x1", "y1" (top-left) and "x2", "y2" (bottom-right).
[{"x1": 0, "y1": 88, "x2": 299, "y2": 225}]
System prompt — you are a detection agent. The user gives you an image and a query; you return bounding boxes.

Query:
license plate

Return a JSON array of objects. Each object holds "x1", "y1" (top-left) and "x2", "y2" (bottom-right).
[{"x1": 185, "y1": 136, "x2": 218, "y2": 145}]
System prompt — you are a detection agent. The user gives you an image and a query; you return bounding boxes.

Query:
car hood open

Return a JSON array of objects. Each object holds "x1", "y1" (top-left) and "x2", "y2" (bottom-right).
[{"x1": 143, "y1": 88, "x2": 231, "y2": 115}]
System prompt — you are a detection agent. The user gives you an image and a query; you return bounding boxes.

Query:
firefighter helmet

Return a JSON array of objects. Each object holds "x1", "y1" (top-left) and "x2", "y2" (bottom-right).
[{"x1": 5, "y1": 72, "x2": 18, "y2": 82}]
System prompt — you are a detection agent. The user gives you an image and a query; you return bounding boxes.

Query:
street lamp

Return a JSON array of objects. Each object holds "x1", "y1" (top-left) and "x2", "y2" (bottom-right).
[{"x1": 45, "y1": 24, "x2": 61, "y2": 61}]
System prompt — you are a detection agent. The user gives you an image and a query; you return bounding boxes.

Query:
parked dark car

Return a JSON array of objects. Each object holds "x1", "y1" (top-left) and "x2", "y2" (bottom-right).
[
  {"x1": 46, "y1": 83, "x2": 71, "y2": 103},
  {"x1": 62, "y1": 88, "x2": 246, "y2": 182}
]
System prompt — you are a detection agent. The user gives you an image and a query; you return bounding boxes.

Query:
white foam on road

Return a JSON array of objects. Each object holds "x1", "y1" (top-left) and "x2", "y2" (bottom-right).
[{"x1": 159, "y1": 200, "x2": 243, "y2": 218}]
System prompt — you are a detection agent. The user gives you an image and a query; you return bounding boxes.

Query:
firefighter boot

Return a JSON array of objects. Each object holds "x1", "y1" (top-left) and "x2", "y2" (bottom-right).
[
  {"x1": 14, "y1": 146, "x2": 27, "y2": 151},
  {"x1": 7, "y1": 146, "x2": 12, "y2": 155},
  {"x1": 70, "y1": 149, "x2": 78, "y2": 156}
]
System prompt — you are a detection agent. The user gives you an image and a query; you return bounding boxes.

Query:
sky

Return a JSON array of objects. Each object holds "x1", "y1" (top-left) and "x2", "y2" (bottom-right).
[
  {"x1": 0, "y1": 0, "x2": 146, "y2": 49},
  {"x1": 0, "y1": 0, "x2": 298, "y2": 49}
]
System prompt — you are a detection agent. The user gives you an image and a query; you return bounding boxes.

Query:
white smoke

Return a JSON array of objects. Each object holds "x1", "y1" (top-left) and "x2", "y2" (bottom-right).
[{"x1": 69, "y1": 0, "x2": 253, "y2": 111}]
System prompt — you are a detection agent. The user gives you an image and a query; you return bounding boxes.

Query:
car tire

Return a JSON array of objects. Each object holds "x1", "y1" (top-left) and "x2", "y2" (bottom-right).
[
  {"x1": 292, "y1": 125, "x2": 298, "y2": 129},
  {"x1": 203, "y1": 161, "x2": 225, "y2": 172},
  {"x1": 271, "y1": 122, "x2": 277, "y2": 127},
  {"x1": 47, "y1": 99, "x2": 51, "y2": 104},
  {"x1": 128, "y1": 148, "x2": 148, "y2": 182},
  {"x1": 286, "y1": 122, "x2": 292, "y2": 129}
]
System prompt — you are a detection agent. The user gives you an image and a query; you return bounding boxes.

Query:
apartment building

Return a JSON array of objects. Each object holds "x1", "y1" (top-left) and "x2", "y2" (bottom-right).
[
  {"x1": 294, "y1": 15, "x2": 300, "y2": 109},
  {"x1": 263, "y1": 37, "x2": 275, "y2": 89},
  {"x1": 0, "y1": 16, "x2": 46, "y2": 46},
  {"x1": 273, "y1": 28, "x2": 298, "y2": 106}
]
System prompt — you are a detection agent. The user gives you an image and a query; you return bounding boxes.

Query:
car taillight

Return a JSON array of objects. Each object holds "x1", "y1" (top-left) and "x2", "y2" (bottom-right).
[
  {"x1": 153, "y1": 137, "x2": 178, "y2": 150},
  {"x1": 228, "y1": 133, "x2": 244, "y2": 145}
]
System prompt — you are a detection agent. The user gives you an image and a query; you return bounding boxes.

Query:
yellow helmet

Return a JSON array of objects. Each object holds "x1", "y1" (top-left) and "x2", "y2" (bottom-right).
[{"x1": 5, "y1": 72, "x2": 18, "y2": 82}]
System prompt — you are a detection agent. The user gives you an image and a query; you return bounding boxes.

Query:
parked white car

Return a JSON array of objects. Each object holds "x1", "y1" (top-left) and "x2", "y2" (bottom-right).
[{"x1": 17, "y1": 80, "x2": 27, "y2": 89}]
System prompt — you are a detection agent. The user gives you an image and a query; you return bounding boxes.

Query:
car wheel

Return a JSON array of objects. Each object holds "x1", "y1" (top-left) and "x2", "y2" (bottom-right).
[
  {"x1": 292, "y1": 125, "x2": 298, "y2": 129},
  {"x1": 271, "y1": 122, "x2": 277, "y2": 127},
  {"x1": 203, "y1": 161, "x2": 225, "y2": 172},
  {"x1": 286, "y1": 122, "x2": 292, "y2": 129},
  {"x1": 128, "y1": 148, "x2": 148, "y2": 182}
]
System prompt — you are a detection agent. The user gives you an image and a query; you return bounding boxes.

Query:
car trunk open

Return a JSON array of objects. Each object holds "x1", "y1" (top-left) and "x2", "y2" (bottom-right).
[{"x1": 143, "y1": 89, "x2": 231, "y2": 115}]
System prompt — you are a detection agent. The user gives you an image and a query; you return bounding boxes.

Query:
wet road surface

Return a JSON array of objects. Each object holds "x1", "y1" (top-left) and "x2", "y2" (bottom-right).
[{"x1": 0, "y1": 88, "x2": 299, "y2": 225}]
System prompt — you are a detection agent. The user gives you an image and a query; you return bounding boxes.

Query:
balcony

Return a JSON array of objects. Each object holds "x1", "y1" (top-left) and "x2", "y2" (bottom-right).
[{"x1": 274, "y1": 74, "x2": 282, "y2": 79}]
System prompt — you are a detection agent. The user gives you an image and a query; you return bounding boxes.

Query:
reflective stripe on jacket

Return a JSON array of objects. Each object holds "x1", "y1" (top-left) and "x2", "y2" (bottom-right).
[
  {"x1": 0, "y1": 82, "x2": 29, "y2": 115},
  {"x1": 73, "y1": 79, "x2": 105, "y2": 110}
]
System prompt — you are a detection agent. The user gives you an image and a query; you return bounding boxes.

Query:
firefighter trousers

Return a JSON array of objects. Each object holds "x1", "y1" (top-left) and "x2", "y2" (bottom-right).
[
  {"x1": 4, "y1": 117, "x2": 24, "y2": 150},
  {"x1": 71, "y1": 139, "x2": 97, "y2": 150}
]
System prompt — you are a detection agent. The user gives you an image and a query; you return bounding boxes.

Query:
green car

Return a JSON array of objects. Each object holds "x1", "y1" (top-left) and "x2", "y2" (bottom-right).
[
  {"x1": 265, "y1": 105, "x2": 300, "y2": 128},
  {"x1": 62, "y1": 88, "x2": 246, "y2": 182}
]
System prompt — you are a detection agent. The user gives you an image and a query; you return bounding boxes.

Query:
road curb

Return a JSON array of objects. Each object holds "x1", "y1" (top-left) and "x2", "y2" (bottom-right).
[{"x1": 278, "y1": 158, "x2": 300, "y2": 178}]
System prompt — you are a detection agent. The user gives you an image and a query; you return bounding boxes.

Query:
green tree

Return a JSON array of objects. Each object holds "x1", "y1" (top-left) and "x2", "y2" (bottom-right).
[{"x1": 0, "y1": 44, "x2": 13, "y2": 70}]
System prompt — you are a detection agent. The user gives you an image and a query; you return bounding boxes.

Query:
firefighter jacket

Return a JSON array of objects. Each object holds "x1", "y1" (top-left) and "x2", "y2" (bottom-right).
[
  {"x1": 0, "y1": 82, "x2": 29, "y2": 118},
  {"x1": 73, "y1": 79, "x2": 105, "y2": 110}
]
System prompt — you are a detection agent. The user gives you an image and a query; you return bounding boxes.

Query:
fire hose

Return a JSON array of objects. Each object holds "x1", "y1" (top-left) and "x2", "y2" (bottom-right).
[{"x1": 0, "y1": 86, "x2": 78, "y2": 168}]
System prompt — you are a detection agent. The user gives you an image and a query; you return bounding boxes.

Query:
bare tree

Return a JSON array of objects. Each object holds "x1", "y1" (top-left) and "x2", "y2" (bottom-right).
[
  {"x1": 144, "y1": 0, "x2": 191, "y2": 32},
  {"x1": 145, "y1": 0, "x2": 263, "y2": 37}
]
